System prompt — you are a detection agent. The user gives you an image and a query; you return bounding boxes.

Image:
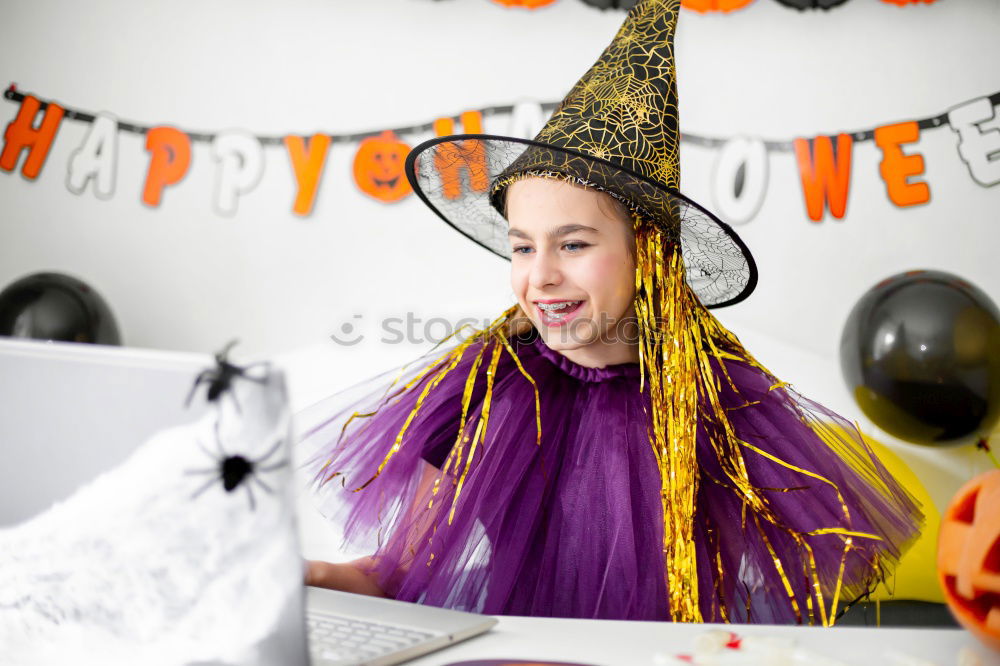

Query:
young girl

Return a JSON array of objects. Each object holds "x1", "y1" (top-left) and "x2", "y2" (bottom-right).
[{"x1": 299, "y1": 0, "x2": 922, "y2": 624}]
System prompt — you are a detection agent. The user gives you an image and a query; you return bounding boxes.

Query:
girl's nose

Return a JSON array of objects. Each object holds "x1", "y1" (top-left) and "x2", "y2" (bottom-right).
[{"x1": 528, "y1": 252, "x2": 562, "y2": 289}]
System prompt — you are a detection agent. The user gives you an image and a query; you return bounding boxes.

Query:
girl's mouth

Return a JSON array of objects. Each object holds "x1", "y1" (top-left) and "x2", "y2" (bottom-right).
[{"x1": 535, "y1": 301, "x2": 585, "y2": 327}]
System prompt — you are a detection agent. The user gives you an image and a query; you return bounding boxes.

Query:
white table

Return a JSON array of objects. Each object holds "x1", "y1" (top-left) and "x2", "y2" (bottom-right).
[{"x1": 405, "y1": 616, "x2": 998, "y2": 666}]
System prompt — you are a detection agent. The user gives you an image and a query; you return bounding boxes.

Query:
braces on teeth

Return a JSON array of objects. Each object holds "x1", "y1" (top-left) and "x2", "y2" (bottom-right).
[{"x1": 538, "y1": 301, "x2": 580, "y2": 312}]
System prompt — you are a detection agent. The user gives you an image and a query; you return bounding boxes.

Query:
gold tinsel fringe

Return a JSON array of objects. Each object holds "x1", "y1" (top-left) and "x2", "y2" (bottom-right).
[
  {"x1": 319, "y1": 214, "x2": 904, "y2": 625},
  {"x1": 632, "y1": 212, "x2": 889, "y2": 625}
]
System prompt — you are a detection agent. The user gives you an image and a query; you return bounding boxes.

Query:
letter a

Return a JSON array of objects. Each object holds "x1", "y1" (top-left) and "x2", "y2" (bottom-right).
[{"x1": 67, "y1": 113, "x2": 119, "y2": 199}]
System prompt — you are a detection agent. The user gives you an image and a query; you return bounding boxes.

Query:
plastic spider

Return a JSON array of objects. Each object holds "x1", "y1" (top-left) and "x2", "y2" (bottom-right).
[
  {"x1": 186, "y1": 419, "x2": 288, "y2": 511},
  {"x1": 184, "y1": 339, "x2": 268, "y2": 413}
]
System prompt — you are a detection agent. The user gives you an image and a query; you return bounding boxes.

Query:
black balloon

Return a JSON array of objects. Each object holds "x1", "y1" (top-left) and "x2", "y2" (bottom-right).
[
  {"x1": 0, "y1": 272, "x2": 121, "y2": 345},
  {"x1": 840, "y1": 270, "x2": 1000, "y2": 446},
  {"x1": 773, "y1": 0, "x2": 849, "y2": 9},
  {"x1": 579, "y1": 0, "x2": 638, "y2": 9}
]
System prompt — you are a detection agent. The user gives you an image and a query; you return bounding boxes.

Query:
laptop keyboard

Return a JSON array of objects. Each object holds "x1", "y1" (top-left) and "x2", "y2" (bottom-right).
[{"x1": 307, "y1": 610, "x2": 440, "y2": 665}]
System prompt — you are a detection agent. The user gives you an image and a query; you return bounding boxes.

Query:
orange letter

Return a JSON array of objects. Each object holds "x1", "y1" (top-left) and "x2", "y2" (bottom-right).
[
  {"x1": 142, "y1": 127, "x2": 191, "y2": 207},
  {"x1": 793, "y1": 133, "x2": 853, "y2": 221},
  {"x1": 433, "y1": 111, "x2": 489, "y2": 200},
  {"x1": 284, "y1": 133, "x2": 331, "y2": 216},
  {"x1": 0, "y1": 94, "x2": 65, "y2": 180},
  {"x1": 874, "y1": 121, "x2": 930, "y2": 208}
]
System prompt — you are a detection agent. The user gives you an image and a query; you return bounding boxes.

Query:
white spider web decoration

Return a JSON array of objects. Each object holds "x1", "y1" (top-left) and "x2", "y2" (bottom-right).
[{"x1": 0, "y1": 369, "x2": 306, "y2": 666}]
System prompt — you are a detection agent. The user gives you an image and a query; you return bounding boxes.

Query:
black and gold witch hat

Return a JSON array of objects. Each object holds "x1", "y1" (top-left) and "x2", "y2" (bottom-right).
[{"x1": 405, "y1": 0, "x2": 756, "y2": 308}]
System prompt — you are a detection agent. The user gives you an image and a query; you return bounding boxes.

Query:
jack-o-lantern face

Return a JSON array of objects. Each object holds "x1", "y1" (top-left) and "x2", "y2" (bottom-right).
[
  {"x1": 353, "y1": 130, "x2": 412, "y2": 203},
  {"x1": 938, "y1": 469, "x2": 1000, "y2": 651}
]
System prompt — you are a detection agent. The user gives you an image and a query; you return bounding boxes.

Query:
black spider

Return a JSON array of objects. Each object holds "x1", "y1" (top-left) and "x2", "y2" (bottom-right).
[
  {"x1": 184, "y1": 339, "x2": 268, "y2": 413},
  {"x1": 186, "y1": 418, "x2": 289, "y2": 511}
]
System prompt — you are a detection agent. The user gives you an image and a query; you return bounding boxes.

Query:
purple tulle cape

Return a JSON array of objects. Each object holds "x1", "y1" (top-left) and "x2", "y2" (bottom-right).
[{"x1": 297, "y1": 329, "x2": 921, "y2": 623}]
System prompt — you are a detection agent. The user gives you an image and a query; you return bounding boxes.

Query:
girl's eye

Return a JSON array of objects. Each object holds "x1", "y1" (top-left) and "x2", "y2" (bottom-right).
[{"x1": 511, "y1": 243, "x2": 588, "y2": 254}]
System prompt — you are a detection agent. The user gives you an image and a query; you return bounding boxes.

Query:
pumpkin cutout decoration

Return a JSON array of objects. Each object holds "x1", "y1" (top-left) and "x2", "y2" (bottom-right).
[
  {"x1": 489, "y1": 0, "x2": 558, "y2": 8},
  {"x1": 352, "y1": 130, "x2": 413, "y2": 203},
  {"x1": 938, "y1": 469, "x2": 1000, "y2": 651},
  {"x1": 681, "y1": 0, "x2": 755, "y2": 12}
]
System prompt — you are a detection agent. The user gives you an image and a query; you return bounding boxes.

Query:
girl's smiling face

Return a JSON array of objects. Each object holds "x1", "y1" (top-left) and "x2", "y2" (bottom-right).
[{"x1": 506, "y1": 176, "x2": 639, "y2": 368}]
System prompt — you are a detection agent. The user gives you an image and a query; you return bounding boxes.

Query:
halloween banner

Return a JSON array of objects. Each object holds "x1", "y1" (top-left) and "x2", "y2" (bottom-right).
[
  {"x1": 503, "y1": 0, "x2": 939, "y2": 12},
  {"x1": 2, "y1": 84, "x2": 998, "y2": 225}
]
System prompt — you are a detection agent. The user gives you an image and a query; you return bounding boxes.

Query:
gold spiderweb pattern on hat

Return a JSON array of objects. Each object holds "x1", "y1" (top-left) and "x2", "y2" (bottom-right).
[
  {"x1": 405, "y1": 0, "x2": 755, "y2": 308},
  {"x1": 533, "y1": 0, "x2": 682, "y2": 191}
]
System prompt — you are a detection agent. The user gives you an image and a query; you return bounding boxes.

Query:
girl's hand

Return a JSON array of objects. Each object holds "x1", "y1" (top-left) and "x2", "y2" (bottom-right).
[{"x1": 304, "y1": 558, "x2": 389, "y2": 598}]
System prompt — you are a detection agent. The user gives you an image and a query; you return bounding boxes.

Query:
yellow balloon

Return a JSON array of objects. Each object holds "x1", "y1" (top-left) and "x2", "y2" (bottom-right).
[
  {"x1": 851, "y1": 430, "x2": 943, "y2": 603},
  {"x1": 812, "y1": 423, "x2": 942, "y2": 602}
]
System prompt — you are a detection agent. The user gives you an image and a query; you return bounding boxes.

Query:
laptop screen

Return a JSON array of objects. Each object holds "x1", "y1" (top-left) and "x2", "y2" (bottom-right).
[
  {"x1": 0, "y1": 337, "x2": 309, "y2": 665},
  {"x1": 0, "y1": 338, "x2": 214, "y2": 526}
]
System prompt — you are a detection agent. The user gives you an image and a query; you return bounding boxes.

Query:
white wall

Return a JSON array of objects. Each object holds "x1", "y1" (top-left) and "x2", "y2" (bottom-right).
[
  {"x1": 2, "y1": 0, "x2": 999, "y2": 530},
  {"x1": 2, "y1": 0, "x2": 998, "y2": 359}
]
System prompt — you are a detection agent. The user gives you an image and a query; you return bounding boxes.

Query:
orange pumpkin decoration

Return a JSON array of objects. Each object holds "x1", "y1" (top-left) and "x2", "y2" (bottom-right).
[
  {"x1": 489, "y1": 0, "x2": 558, "y2": 8},
  {"x1": 352, "y1": 130, "x2": 412, "y2": 203},
  {"x1": 682, "y1": 0, "x2": 755, "y2": 12},
  {"x1": 938, "y1": 469, "x2": 1000, "y2": 651}
]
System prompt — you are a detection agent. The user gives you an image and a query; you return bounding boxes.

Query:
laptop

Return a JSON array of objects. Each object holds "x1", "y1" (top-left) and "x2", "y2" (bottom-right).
[{"x1": 0, "y1": 337, "x2": 497, "y2": 666}]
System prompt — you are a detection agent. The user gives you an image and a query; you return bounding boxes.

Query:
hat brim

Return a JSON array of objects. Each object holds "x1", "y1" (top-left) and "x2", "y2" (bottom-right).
[{"x1": 405, "y1": 134, "x2": 757, "y2": 309}]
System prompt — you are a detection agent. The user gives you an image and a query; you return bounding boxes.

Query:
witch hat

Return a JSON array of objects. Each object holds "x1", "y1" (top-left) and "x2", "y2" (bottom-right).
[{"x1": 404, "y1": 0, "x2": 756, "y2": 308}]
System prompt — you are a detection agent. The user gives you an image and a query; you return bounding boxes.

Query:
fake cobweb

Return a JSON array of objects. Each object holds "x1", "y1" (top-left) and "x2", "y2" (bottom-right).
[{"x1": 0, "y1": 369, "x2": 306, "y2": 666}]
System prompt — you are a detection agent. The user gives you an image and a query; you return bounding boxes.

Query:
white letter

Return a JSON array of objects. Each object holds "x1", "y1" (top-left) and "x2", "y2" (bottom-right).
[
  {"x1": 507, "y1": 100, "x2": 546, "y2": 140},
  {"x1": 66, "y1": 113, "x2": 118, "y2": 199},
  {"x1": 711, "y1": 137, "x2": 768, "y2": 226},
  {"x1": 948, "y1": 97, "x2": 1000, "y2": 187},
  {"x1": 212, "y1": 131, "x2": 264, "y2": 216}
]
